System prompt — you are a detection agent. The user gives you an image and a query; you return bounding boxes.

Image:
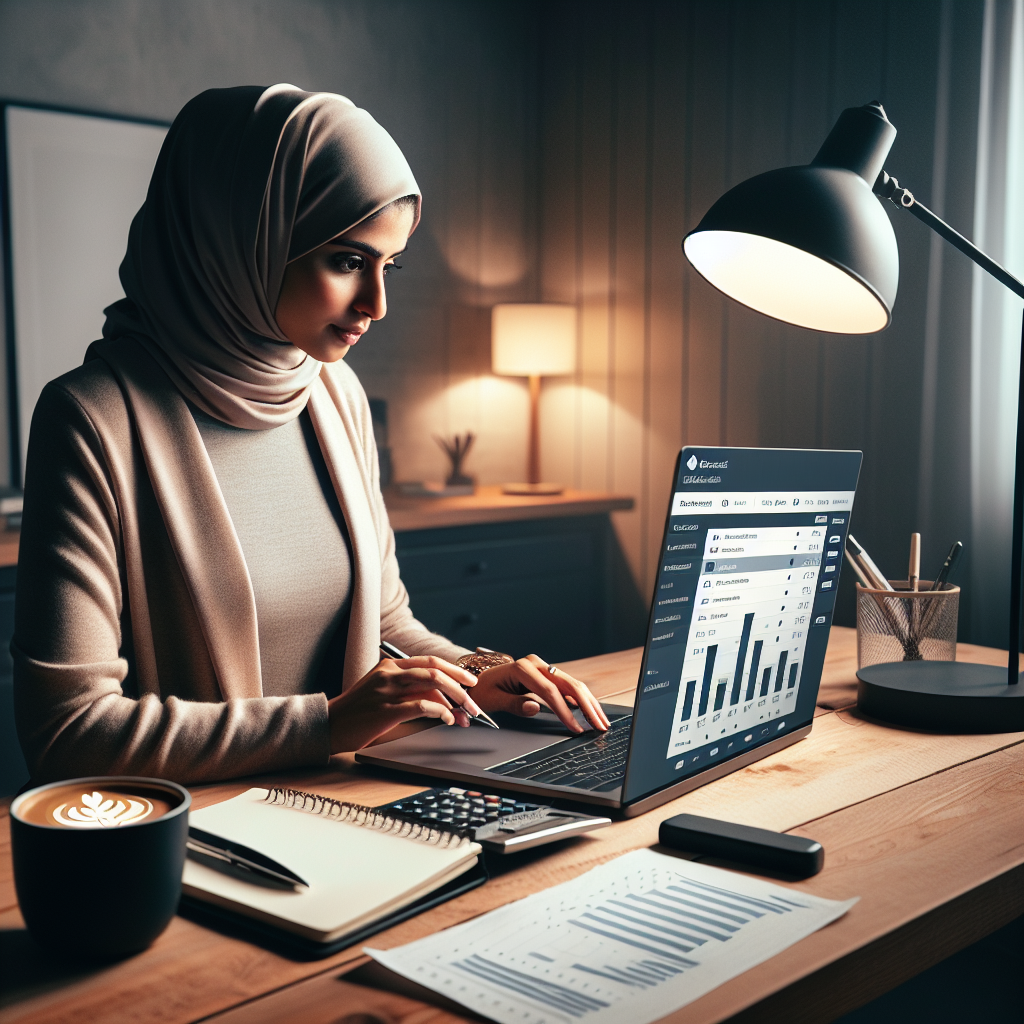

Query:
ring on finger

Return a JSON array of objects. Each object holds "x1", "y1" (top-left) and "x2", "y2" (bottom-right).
[{"x1": 547, "y1": 665, "x2": 558, "y2": 676}]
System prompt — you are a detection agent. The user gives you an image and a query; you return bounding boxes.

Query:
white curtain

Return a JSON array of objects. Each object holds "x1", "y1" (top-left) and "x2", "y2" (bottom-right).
[{"x1": 970, "y1": 0, "x2": 1024, "y2": 648}]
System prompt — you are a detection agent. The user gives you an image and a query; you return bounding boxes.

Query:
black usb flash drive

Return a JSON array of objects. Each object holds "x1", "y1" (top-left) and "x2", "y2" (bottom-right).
[{"x1": 659, "y1": 813, "x2": 824, "y2": 878}]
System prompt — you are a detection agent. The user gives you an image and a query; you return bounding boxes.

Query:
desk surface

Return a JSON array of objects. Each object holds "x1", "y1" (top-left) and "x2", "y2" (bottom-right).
[
  {"x1": 1, "y1": 627, "x2": 1021, "y2": 1024},
  {"x1": 384, "y1": 486, "x2": 634, "y2": 532}
]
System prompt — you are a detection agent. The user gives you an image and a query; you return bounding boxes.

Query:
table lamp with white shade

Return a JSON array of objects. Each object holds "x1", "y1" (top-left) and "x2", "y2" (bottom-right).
[
  {"x1": 683, "y1": 100, "x2": 1024, "y2": 732},
  {"x1": 492, "y1": 303, "x2": 577, "y2": 495}
]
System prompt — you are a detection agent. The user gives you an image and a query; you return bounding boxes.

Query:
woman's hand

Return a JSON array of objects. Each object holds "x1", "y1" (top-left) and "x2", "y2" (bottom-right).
[
  {"x1": 471, "y1": 654, "x2": 611, "y2": 734},
  {"x1": 327, "y1": 656, "x2": 481, "y2": 753}
]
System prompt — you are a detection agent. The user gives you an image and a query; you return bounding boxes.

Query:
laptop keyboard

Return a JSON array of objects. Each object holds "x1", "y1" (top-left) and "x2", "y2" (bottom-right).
[{"x1": 489, "y1": 716, "x2": 632, "y2": 791}]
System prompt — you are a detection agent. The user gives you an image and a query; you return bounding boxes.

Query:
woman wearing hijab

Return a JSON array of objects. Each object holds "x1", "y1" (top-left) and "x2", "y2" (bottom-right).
[{"x1": 13, "y1": 85, "x2": 609, "y2": 785}]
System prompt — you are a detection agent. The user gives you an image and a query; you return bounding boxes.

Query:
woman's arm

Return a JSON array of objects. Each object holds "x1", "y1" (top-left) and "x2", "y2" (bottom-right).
[{"x1": 13, "y1": 379, "x2": 330, "y2": 785}]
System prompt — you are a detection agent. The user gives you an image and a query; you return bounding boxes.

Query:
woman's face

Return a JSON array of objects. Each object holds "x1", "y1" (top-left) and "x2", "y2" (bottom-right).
[{"x1": 275, "y1": 202, "x2": 416, "y2": 362}]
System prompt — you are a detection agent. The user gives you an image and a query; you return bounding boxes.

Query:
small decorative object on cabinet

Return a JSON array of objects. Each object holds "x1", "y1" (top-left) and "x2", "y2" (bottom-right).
[{"x1": 435, "y1": 432, "x2": 475, "y2": 494}]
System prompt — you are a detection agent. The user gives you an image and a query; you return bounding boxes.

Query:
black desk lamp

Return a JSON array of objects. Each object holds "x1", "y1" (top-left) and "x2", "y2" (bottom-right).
[{"x1": 682, "y1": 101, "x2": 1024, "y2": 733}]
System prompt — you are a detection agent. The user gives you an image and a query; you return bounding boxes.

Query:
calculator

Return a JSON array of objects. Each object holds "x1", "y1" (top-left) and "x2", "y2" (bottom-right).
[{"x1": 376, "y1": 786, "x2": 611, "y2": 853}]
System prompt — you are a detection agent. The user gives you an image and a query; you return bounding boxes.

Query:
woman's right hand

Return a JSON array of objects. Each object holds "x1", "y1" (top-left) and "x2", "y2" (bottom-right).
[{"x1": 326, "y1": 655, "x2": 482, "y2": 753}]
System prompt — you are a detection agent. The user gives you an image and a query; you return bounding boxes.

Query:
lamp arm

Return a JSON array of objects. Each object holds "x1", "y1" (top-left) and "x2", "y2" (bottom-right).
[
  {"x1": 874, "y1": 172, "x2": 1024, "y2": 299},
  {"x1": 875, "y1": 170, "x2": 1024, "y2": 685}
]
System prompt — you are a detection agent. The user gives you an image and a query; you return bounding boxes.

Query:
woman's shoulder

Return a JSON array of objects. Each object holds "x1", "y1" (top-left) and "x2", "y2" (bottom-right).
[
  {"x1": 33, "y1": 346, "x2": 142, "y2": 450},
  {"x1": 43, "y1": 354, "x2": 126, "y2": 411}
]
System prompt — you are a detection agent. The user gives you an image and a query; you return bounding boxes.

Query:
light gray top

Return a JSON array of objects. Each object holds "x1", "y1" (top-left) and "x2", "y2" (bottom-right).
[{"x1": 191, "y1": 406, "x2": 353, "y2": 698}]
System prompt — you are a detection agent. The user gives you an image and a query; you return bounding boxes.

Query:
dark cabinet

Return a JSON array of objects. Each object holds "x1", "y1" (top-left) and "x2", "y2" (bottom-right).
[{"x1": 395, "y1": 514, "x2": 643, "y2": 663}]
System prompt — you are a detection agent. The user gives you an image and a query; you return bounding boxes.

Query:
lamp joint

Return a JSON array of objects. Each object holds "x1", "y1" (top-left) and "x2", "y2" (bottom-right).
[{"x1": 873, "y1": 170, "x2": 915, "y2": 209}]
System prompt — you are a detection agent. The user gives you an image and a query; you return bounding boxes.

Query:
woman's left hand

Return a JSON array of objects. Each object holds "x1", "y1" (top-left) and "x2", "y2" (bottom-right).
[{"x1": 472, "y1": 654, "x2": 611, "y2": 734}]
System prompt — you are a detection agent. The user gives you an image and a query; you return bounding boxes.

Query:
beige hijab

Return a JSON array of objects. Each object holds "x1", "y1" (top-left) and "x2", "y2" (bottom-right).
[
  {"x1": 103, "y1": 83, "x2": 419, "y2": 429},
  {"x1": 90, "y1": 84, "x2": 420, "y2": 698}
]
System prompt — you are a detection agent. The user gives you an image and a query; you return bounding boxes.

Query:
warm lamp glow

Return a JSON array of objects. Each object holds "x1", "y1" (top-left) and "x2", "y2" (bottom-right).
[
  {"x1": 492, "y1": 304, "x2": 577, "y2": 376},
  {"x1": 683, "y1": 230, "x2": 890, "y2": 334}
]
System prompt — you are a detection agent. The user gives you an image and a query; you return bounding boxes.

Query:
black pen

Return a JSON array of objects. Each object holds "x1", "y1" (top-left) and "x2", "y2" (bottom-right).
[
  {"x1": 187, "y1": 827, "x2": 309, "y2": 888},
  {"x1": 379, "y1": 640, "x2": 500, "y2": 729},
  {"x1": 930, "y1": 541, "x2": 963, "y2": 591}
]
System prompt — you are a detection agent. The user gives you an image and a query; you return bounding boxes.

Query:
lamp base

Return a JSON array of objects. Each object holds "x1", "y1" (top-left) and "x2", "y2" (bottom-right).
[
  {"x1": 501, "y1": 482, "x2": 565, "y2": 496},
  {"x1": 856, "y1": 661, "x2": 1024, "y2": 733}
]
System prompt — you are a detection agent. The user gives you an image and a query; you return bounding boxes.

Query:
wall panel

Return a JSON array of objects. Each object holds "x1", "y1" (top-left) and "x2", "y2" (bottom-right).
[{"x1": 535, "y1": 0, "x2": 986, "y2": 634}]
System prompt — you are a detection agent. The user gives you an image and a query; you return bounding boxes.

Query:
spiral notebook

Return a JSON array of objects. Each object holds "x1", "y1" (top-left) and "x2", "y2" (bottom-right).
[{"x1": 181, "y1": 787, "x2": 483, "y2": 947}]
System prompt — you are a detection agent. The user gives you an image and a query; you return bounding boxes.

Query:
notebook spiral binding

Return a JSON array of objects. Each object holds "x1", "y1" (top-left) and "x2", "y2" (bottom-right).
[{"x1": 264, "y1": 787, "x2": 472, "y2": 847}]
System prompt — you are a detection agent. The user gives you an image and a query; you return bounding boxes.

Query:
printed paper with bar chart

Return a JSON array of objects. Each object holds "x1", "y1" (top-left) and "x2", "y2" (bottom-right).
[{"x1": 367, "y1": 849, "x2": 856, "y2": 1024}]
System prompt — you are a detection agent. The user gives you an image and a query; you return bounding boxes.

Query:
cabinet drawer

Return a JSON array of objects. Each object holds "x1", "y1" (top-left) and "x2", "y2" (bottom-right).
[
  {"x1": 396, "y1": 532, "x2": 593, "y2": 593},
  {"x1": 407, "y1": 573, "x2": 596, "y2": 662}
]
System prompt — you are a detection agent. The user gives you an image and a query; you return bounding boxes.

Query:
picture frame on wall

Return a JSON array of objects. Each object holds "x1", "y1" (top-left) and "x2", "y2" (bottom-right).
[{"x1": 1, "y1": 101, "x2": 168, "y2": 484}]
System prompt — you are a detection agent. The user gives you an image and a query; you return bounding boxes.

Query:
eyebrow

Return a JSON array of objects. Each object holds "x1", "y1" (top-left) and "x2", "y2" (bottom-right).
[{"x1": 325, "y1": 238, "x2": 406, "y2": 260}]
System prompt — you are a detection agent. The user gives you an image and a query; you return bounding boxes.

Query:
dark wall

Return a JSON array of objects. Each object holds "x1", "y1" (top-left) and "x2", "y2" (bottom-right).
[
  {"x1": 532, "y1": 0, "x2": 993, "y2": 640},
  {"x1": 0, "y1": 0, "x2": 544, "y2": 488},
  {"x1": 1, "y1": 0, "x2": 1005, "y2": 645}
]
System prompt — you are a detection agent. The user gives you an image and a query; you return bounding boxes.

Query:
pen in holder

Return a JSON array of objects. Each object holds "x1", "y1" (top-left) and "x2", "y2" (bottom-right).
[{"x1": 856, "y1": 580, "x2": 959, "y2": 669}]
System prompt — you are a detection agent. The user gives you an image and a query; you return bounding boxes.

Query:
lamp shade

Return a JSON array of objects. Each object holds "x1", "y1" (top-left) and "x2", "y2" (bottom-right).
[
  {"x1": 683, "y1": 103, "x2": 901, "y2": 334},
  {"x1": 492, "y1": 304, "x2": 577, "y2": 376}
]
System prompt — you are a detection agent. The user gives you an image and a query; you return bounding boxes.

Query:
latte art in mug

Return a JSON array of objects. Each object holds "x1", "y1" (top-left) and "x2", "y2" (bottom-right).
[
  {"x1": 16, "y1": 783, "x2": 175, "y2": 829},
  {"x1": 11, "y1": 776, "x2": 190, "y2": 957},
  {"x1": 52, "y1": 790, "x2": 156, "y2": 828}
]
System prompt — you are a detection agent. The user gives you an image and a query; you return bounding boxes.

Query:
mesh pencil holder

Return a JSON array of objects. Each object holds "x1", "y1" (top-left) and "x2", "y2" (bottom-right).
[{"x1": 856, "y1": 580, "x2": 959, "y2": 669}]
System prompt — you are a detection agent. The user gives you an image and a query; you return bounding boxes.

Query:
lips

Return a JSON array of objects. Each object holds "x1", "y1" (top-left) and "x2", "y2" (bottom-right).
[{"x1": 331, "y1": 324, "x2": 366, "y2": 345}]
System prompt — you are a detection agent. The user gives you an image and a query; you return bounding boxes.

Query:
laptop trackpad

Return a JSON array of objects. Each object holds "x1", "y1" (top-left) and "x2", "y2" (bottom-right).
[{"x1": 375, "y1": 706, "x2": 631, "y2": 770}]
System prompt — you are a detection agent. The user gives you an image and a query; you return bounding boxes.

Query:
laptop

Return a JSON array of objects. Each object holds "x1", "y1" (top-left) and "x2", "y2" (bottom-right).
[{"x1": 358, "y1": 446, "x2": 862, "y2": 818}]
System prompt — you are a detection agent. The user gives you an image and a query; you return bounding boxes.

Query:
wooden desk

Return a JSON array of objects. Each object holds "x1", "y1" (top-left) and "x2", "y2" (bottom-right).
[{"x1": 1, "y1": 627, "x2": 1021, "y2": 1023}]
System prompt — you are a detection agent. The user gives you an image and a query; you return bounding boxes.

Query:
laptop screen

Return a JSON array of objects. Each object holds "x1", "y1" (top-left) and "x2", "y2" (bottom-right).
[{"x1": 620, "y1": 446, "x2": 862, "y2": 804}]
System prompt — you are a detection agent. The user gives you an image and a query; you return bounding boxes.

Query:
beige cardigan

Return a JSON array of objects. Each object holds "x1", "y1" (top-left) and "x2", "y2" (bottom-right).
[{"x1": 13, "y1": 340, "x2": 464, "y2": 785}]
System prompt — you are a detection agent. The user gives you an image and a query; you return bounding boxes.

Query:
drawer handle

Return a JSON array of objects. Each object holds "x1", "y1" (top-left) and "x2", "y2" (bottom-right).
[
  {"x1": 466, "y1": 561, "x2": 489, "y2": 574},
  {"x1": 455, "y1": 612, "x2": 480, "y2": 627}
]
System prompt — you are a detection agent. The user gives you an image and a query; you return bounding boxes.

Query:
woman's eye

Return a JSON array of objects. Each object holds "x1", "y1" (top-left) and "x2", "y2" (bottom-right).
[
  {"x1": 332, "y1": 253, "x2": 365, "y2": 273},
  {"x1": 383, "y1": 263, "x2": 402, "y2": 277}
]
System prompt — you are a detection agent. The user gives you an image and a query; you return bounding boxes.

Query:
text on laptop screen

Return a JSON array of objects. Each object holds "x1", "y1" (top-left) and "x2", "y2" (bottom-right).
[{"x1": 621, "y1": 447, "x2": 861, "y2": 804}]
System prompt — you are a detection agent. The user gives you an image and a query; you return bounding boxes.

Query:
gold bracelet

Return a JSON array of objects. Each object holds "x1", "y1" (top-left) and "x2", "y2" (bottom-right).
[{"x1": 455, "y1": 648, "x2": 514, "y2": 677}]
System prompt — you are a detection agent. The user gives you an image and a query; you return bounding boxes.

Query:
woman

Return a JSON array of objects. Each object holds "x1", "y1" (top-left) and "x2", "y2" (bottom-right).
[{"x1": 13, "y1": 84, "x2": 609, "y2": 785}]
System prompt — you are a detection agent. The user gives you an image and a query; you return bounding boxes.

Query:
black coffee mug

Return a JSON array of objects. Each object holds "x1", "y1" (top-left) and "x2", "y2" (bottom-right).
[{"x1": 10, "y1": 776, "x2": 191, "y2": 959}]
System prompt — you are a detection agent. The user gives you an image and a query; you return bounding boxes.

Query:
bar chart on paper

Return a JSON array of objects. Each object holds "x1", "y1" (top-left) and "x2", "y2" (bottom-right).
[{"x1": 367, "y1": 850, "x2": 856, "y2": 1024}]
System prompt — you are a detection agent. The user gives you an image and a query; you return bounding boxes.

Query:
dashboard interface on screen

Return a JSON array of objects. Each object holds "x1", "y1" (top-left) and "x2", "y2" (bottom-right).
[{"x1": 622, "y1": 446, "x2": 862, "y2": 804}]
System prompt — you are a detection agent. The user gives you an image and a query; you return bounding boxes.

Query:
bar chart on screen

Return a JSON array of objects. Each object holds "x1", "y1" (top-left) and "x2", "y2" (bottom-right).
[
  {"x1": 667, "y1": 524, "x2": 832, "y2": 759},
  {"x1": 368, "y1": 850, "x2": 856, "y2": 1024}
]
